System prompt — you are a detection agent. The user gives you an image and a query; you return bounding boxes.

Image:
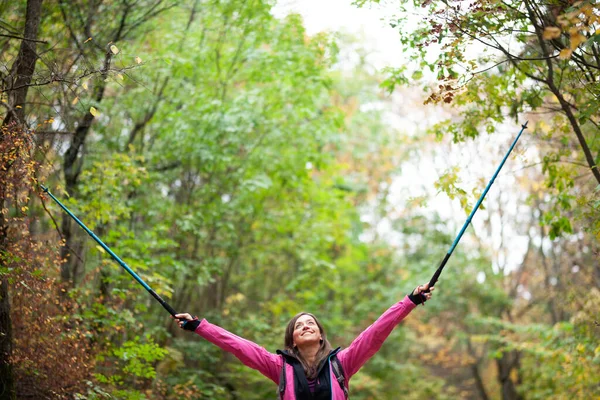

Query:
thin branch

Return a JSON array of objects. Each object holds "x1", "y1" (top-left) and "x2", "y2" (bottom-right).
[
  {"x1": 122, "y1": 1, "x2": 179, "y2": 40},
  {"x1": 151, "y1": 161, "x2": 182, "y2": 172},
  {"x1": 39, "y1": 193, "x2": 85, "y2": 263},
  {"x1": 36, "y1": 130, "x2": 72, "y2": 135},
  {"x1": 0, "y1": 64, "x2": 138, "y2": 93},
  {"x1": 58, "y1": 0, "x2": 85, "y2": 54},
  {"x1": 126, "y1": 76, "x2": 169, "y2": 147},
  {"x1": 0, "y1": 33, "x2": 47, "y2": 44},
  {"x1": 113, "y1": 2, "x2": 131, "y2": 42},
  {"x1": 450, "y1": 21, "x2": 556, "y2": 63},
  {"x1": 0, "y1": 20, "x2": 20, "y2": 35}
]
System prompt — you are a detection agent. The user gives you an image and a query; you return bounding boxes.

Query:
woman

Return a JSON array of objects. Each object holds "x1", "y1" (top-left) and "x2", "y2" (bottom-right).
[{"x1": 174, "y1": 283, "x2": 434, "y2": 399}]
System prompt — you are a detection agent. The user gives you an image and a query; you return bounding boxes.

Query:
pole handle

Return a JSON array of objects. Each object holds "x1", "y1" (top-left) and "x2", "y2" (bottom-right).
[
  {"x1": 148, "y1": 289, "x2": 178, "y2": 316},
  {"x1": 427, "y1": 253, "x2": 450, "y2": 290}
]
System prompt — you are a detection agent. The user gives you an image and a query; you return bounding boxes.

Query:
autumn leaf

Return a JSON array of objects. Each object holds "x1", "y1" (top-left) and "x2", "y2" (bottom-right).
[
  {"x1": 90, "y1": 106, "x2": 99, "y2": 117},
  {"x1": 581, "y1": 4, "x2": 594, "y2": 17},
  {"x1": 543, "y1": 27, "x2": 561, "y2": 40},
  {"x1": 559, "y1": 48, "x2": 573, "y2": 59},
  {"x1": 135, "y1": 56, "x2": 142, "y2": 64},
  {"x1": 569, "y1": 32, "x2": 586, "y2": 49},
  {"x1": 84, "y1": 37, "x2": 92, "y2": 43},
  {"x1": 82, "y1": 81, "x2": 88, "y2": 90},
  {"x1": 110, "y1": 45, "x2": 119, "y2": 54},
  {"x1": 71, "y1": 97, "x2": 79, "y2": 105}
]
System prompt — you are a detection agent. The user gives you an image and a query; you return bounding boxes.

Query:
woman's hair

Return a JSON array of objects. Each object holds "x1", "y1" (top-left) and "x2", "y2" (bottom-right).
[{"x1": 284, "y1": 312, "x2": 332, "y2": 380}]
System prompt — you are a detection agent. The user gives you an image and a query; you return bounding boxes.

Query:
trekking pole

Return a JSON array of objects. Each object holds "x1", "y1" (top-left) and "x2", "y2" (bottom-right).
[
  {"x1": 40, "y1": 185, "x2": 181, "y2": 318},
  {"x1": 427, "y1": 121, "x2": 527, "y2": 290}
]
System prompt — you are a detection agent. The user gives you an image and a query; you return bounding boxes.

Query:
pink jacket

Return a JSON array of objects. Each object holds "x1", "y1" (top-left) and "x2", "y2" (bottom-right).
[{"x1": 194, "y1": 295, "x2": 417, "y2": 399}]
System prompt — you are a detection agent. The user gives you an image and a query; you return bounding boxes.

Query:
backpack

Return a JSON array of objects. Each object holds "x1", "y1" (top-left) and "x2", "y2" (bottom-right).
[{"x1": 278, "y1": 354, "x2": 348, "y2": 399}]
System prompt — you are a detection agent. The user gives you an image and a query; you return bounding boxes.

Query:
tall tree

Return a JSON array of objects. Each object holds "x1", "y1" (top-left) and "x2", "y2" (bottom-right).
[
  {"x1": 1, "y1": 0, "x2": 43, "y2": 127},
  {"x1": 354, "y1": 1, "x2": 600, "y2": 397},
  {"x1": 359, "y1": 0, "x2": 600, "y2": 238},
  {"x1": 54, "y1": 0, "x2": 177, "y2": 285},
  {"x1": 0, "y1": 1, "x2": 43, "y2": 398}
]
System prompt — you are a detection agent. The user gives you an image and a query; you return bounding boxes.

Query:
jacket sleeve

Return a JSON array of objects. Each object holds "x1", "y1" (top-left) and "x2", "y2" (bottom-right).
[
  {"x1": 194, "y1": 319, "x2": 283, "y2": 384},
  {"x1": 336, "y1": 295, "x2": 417, "y2": 378}
]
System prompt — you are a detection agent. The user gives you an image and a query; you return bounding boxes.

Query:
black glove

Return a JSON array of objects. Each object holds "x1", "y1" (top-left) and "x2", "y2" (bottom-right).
[
  {"x1": 408, "y1": 287, "x2": 428, "y2": 305},
  {"x1": 182, "y1": 317, "x2": 201, "y2": 331}
]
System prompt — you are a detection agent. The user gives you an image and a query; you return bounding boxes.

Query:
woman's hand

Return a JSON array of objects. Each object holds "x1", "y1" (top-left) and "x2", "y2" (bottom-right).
[
  {"x1": 172, "y1": 313, "x2": 200, "y2": 331},
  {"x1": 409, "y1": 283, "x2": 435, "y2": 305}
]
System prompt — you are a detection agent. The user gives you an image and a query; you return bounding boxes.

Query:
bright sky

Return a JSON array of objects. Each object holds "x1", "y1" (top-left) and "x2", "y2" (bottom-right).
[{"x1": 273, "y1": 0, "x2": 405, "y2": 68}]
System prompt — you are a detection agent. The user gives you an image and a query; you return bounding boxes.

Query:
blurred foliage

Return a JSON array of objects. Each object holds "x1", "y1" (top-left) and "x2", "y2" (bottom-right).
[
  {"x1": 357, "y1": 0, "x2": 600, "y2": 398},
  {"x1": 1, "y1": 0, "x2": 599, "y2": 399}
]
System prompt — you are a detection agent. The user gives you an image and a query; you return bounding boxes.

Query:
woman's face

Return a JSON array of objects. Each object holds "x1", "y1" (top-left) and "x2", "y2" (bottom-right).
[{"x1": 292, "y1": 314, "x2": 322, "y2": 347}]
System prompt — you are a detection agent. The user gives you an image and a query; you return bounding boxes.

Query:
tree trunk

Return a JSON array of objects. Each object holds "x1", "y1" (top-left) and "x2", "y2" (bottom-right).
[
  {"x1": 60, "y1": 50, "x2": 112, "y2": 285},
  {"x1": 470, "y1": 363, "x2": 490, "y2": 400},
  {"x1": 0, "y1": 273, "x2": 15, "y2": 400},
  {"x1": 496, "y1": 351, "x2": 522, "y2": 400},
  {"x1": 2, "y1": 0, "x2": 44, "y2": 127},
  {"x1": 0, "y1": 150, "x2": 14, "y2": 399},
  {"x1": 550, "y1": 85, "x2": 600, "y2": 185},
  {"x1": 0, "y1": 1, "x2": 43, "y2": 398},
  {"x1": 466, "y1": 339, "x2": 490, "y2": 400}
]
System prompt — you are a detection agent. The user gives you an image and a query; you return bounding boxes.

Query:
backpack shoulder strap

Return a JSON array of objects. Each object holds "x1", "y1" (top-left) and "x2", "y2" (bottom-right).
[
  {"x1": 331, "y1": 355, "x2": 348, "y2": 399},
  {"x1": 277, "y1": 355, "x2": 286, "y2": 399},
  {"x1": 278, "y1": 353, "x2": 347, "y2": 399}
]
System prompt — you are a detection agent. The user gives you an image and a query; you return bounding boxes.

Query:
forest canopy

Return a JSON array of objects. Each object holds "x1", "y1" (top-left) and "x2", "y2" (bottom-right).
[{"x1": 0, "y1": 0, "x2": 598, "y2": 399}]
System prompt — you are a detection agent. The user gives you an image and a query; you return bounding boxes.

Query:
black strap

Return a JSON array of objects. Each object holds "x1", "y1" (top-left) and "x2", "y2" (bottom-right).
[
  {"x1": 408, "y1": 288, "x2": 427, "y2": 305},
  {"x1": 331, "y1": 356, "x2": 348, "y2": 398},
  {"x1": 278, "y1": 356, "x2": 286, "y2": 399},
  {"x1": 182, "y1": 317, "x2": 201, "y2": 331}
]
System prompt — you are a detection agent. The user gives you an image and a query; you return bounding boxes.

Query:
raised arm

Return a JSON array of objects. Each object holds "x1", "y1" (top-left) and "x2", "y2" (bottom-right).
[
  {"x1": 336, "y1": 285, "x2": 432, "y2": 378},
  {"x1": 175, "y1": 314, "x2": 282, "y2": 384}
]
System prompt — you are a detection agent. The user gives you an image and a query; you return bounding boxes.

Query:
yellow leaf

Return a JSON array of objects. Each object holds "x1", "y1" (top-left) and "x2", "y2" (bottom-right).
[
  {"x1": 71, "y1": 96, "x2": 79, "y2": 105},
  {"x1": 96, "y1": 245, "x2": 105, "y2": 254},
  {"x1": 543, "y1": 26, "x2": 561, "y2": 40},
  {"x1": 84, "y1": 37, "x2": 92, "y2": 43},
  {"x1": 559, "y1": 48, "x2": 573, "y2": 59},
  {"x1": 569, "y1": 32, "x2": 586, "y2": 49},
  {"x1": 135, "y1": 56, "x2": 142, "y2": 64},
  {"x1": 110, "y1": 45, "x2": 119, "y2": 55},
  {"x1": 90, "y1": 106, "x2": 99, "y2": 117},
  {"x1": 82, "y1": 82, "x2": 88, "y2": 90},
  {"x1": 117, "y1": 73, "x2": 124, "y2": 80},
  {"x1": 582, "y1": 4, "x2": 594, "y2": 17}
]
